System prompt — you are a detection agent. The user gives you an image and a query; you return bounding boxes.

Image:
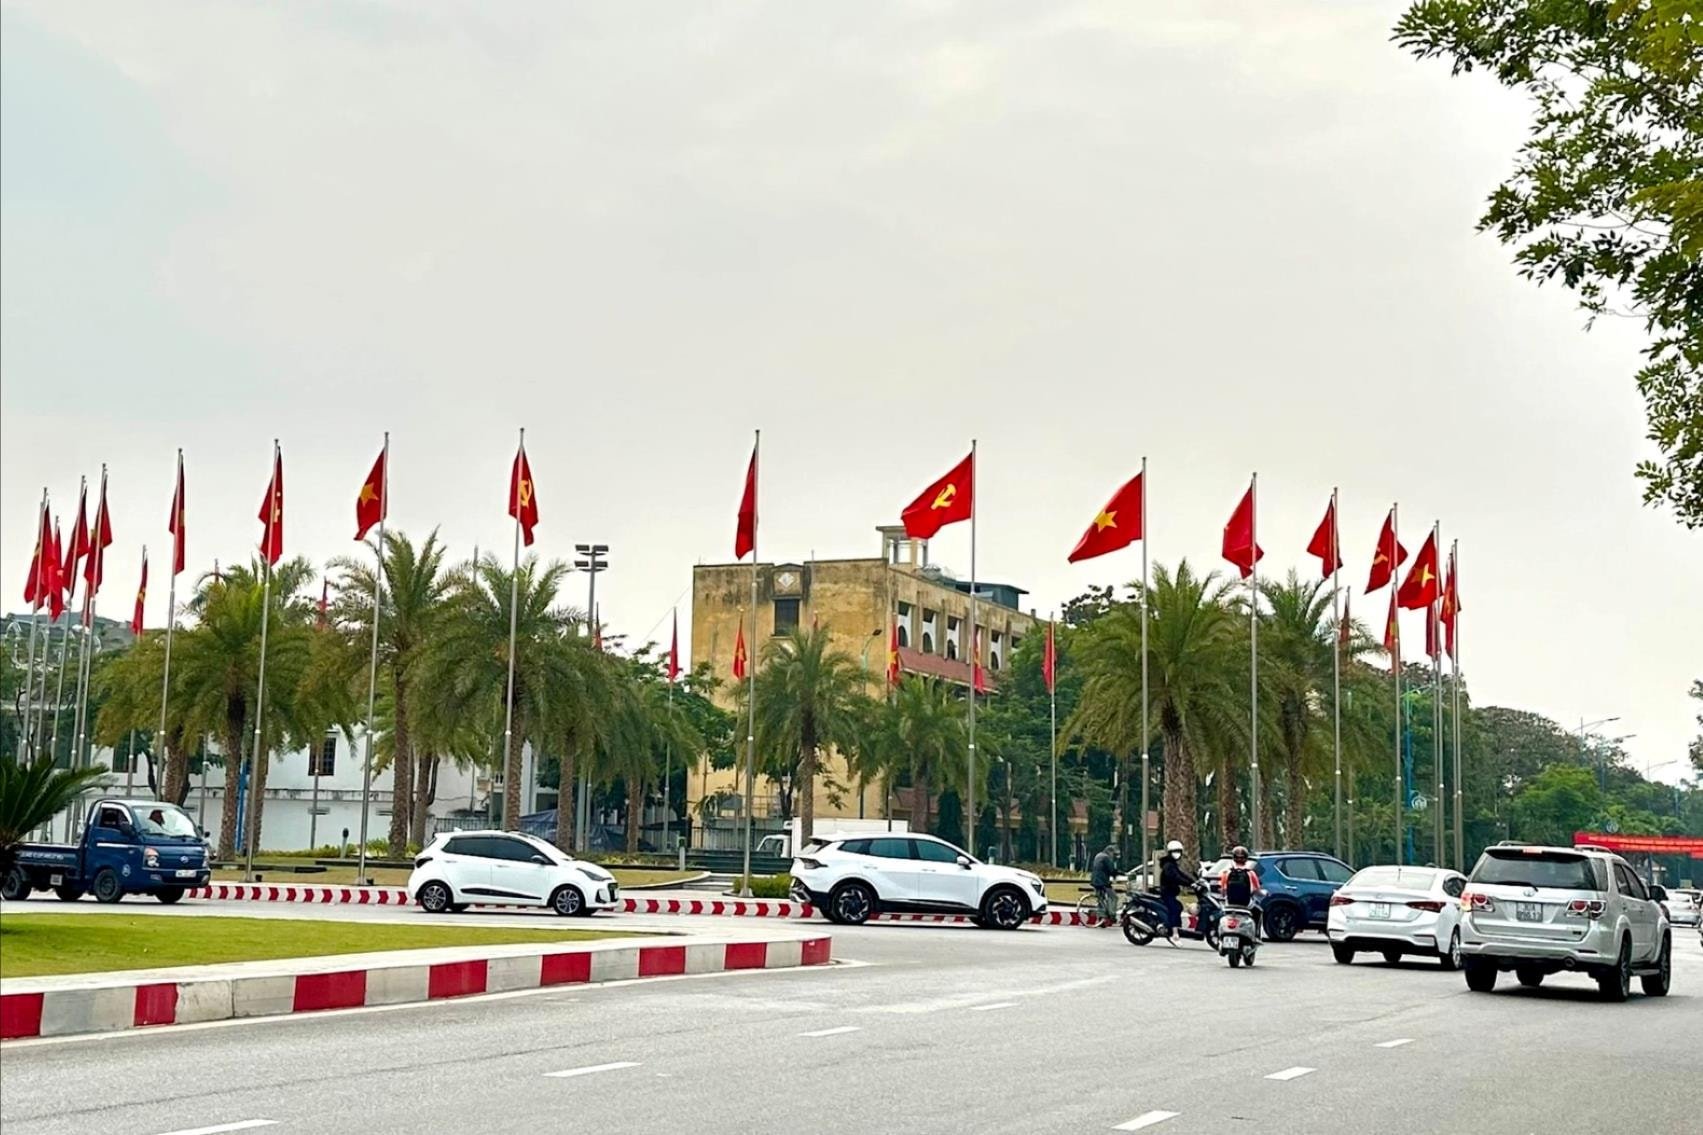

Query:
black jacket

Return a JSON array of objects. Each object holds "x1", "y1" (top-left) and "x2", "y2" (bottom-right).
[
  {"x1": 1089, "y1": 851, "x2": 1118, "y2": 889},
  {"x1": 1159, "y1": 855, "x2": 1195, "y2": 898}
]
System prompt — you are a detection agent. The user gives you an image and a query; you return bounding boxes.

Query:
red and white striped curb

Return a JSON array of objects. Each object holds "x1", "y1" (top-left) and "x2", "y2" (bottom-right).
[{"x1": 0, "y1": 934, "x2": 832, "y2": 1041}]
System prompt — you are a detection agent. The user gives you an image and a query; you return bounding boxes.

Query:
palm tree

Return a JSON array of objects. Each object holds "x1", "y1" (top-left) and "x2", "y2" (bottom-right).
[
  {"x1": 0, "y1": 754, "x2": 109, "y2": 883},
  {"x1": 891, "y1": 676, "x2": 966, "y2": 837},
  {"x1": 751, "y1": 627, "x2": 866, "y2": 842},
  {"x1": 1070, "y1": 560, "x2": 1243, "y2": 863},
  {"x1": 604, "y1": 664, "x2": 705, "y2": 854},
  {"x1": 1259, "y1": 571, "x2": 1336, "y2": 847},
  {"x1": 331, "y1": 529, "x2": 451, "y2": 855}
]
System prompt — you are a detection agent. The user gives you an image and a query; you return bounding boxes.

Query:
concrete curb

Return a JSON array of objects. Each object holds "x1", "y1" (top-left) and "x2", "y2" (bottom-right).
[{"x1": 0, "y1": 932, "x2": 833, "y2": 1041}]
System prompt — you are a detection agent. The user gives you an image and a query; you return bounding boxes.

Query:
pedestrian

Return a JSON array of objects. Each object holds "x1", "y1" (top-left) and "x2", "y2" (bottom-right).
[{"x1": 1090, "y1": 843, "x2": 1119, "y2": 928}]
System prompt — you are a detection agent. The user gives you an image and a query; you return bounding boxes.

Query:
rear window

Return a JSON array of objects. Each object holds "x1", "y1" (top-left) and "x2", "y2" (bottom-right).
[
  {"x1": 1474, "y1": 850, "x2": 1605, "y2": 891},
  {"x1": 1350, "y1": 867, "x2": 1439, "y2": 890}
]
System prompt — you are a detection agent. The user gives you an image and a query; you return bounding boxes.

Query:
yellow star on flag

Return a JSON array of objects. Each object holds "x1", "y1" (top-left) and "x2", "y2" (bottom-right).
[{"x1": 1093, "y1": 509, "x2": 1117, "y2": 531}]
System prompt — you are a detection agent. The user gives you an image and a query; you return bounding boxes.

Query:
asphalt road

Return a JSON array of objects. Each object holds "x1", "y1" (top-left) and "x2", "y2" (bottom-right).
[{"x1": 3, "y1": 901, "x2": 1701, "y2": 1135}]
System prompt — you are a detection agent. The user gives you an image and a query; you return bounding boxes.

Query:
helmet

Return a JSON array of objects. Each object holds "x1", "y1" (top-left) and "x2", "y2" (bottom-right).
[
  {"x1": 1166, "y1": 839, "x2": 1184, "y2": 858},
  {"x1": 1231, "y1": 845, "x2": 1249, "y2": 864}
]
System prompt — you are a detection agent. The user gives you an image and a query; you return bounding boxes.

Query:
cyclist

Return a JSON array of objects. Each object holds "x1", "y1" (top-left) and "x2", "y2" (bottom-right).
[{"x1": 1089, "y1": 843, "x2": 1120, "y2": 927}]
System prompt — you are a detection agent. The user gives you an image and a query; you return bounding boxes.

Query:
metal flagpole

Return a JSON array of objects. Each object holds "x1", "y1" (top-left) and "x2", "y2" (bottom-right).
[
  {"x1": 1049, "y1": 613, "x2": 1059, "y2": 869},
  {"x1": 1431, "y1": 521, "x2": 1444, "y2": 866},
  {"x1": 245, "y1": 442, "x2": 279, "y2": 882},
  {"x1": 50, "y1": 476, "x2": 86, "y2": 774},
  {"x1": 357, "y1": 432, "x2": 389, "y2": 883},
  {"x1": 740, "y1": 429, "x2": 760, "y2": 896},
  {"x1": 28, "y1": 513, "x2": 59, "y2": 759},
  {"x1": 967, "y1": 439, "x2": 978, "y2": 857},
  {"x1": 158, "y1": 451, "x2": 182, "y2": 803},
  {"x1": 1140, "y1": 456, "x2": 1151, "y2": 877},
  {"x1": 1392, "y1": 504, "x2": 1403, "y2": 866},
  {"x1": 1451, "y1": 541, "x2": 1464, "y2": 870},
  {"x1": 71, "y1": 465, "x2": 109, "y2": 838},
  {"x1": 1331, "y1": 487, "x2": 1343, "y2": 862},
  {"x1": 664, "y1": 664, "x2": 674, "y2": 854},
  {"x1": 18, "y1": 490, "x2": 45, "y2": 760},
  {"x1": 1249, "y1": 472, "x2": 1261, "y2": 850},
  {"x1": 501, "y1": 429, "x2": 525, "y2": 834}
]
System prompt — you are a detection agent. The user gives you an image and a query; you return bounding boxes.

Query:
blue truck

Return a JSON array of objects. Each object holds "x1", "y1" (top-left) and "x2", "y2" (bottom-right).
[{"x1": 2, "y1": 797, "x2": 212, "y2": 904}]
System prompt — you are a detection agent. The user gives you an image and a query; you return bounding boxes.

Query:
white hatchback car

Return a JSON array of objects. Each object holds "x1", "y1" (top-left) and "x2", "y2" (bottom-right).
[
  {"x1": 409, "y1": 830, "x2": 620, "y2": 917},
  {"x1": 1327, "y1": 865, "x2": 1467, "y2": 968},
  {"x1": 789, "y1": 832, "x2": 1048, "y2": 929}
]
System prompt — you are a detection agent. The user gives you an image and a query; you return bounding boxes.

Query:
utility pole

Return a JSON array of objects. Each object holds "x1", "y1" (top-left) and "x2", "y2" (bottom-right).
[{"x1": 574, "y1": 544, "x2": 609, "y2": 851}]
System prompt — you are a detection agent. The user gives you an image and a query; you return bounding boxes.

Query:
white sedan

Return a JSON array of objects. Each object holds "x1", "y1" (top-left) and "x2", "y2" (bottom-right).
[{"x1": 1327, "y1": 865, "x2": 1467, "y2": 969}]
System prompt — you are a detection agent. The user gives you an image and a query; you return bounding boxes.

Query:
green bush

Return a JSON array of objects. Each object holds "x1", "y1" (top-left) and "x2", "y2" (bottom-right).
[{"x1": 738, "y1": 874, "x2": 793, "y2": 899}]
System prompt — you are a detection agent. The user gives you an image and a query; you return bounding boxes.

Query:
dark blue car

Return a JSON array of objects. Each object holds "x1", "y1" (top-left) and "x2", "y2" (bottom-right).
[{"x1": 1204, "y1": 850, "x2": 1355, "y2": 941}]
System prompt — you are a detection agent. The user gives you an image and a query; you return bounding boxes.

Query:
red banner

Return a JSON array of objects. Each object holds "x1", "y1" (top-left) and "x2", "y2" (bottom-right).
[{"x1": 1574, "y1": 832, "x2": 1703, "y2": 855}]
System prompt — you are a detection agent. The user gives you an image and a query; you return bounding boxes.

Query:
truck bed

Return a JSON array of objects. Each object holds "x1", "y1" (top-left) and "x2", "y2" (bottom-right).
[{"x1": 15, "y1": 843, "x2": 82, "y2": 868}]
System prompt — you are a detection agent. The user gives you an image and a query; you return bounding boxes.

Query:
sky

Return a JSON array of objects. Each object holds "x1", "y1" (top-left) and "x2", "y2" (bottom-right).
[{"x1": 3, "y1": 1, "x2": 1698, "y2": 783}]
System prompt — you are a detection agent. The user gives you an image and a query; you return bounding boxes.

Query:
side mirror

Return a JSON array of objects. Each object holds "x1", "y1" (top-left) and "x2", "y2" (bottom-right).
[
  {"x1": 956, "y1": 855, "x2": 972, "y2": 869},
  {"x1": 531, "y1": 854, "x2": 550, "y2": 866},
  {"x1": 1649, "y1": 885, "x2": 1668, "y2": 902}
]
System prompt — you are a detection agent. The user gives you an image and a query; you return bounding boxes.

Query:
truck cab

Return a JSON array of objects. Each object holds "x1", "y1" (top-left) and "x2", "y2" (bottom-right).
[{"x1": 2, "y1": 798, "x2": 211, "y2": 905}]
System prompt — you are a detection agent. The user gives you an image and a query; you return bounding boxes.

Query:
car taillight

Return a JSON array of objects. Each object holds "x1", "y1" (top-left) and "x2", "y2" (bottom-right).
[
  {"x1": 1406, "y1": 900, "x2": 1444, "y2": 913},
  {"x1": 1329, "y1": 894, "x2": 1355, "y2": 907},
  {"x1": 1564, "y1": 899, "x2": 1606, "y2": 919},
  {"x1": 413, "y1": 855, "x2": 432, "y2": 868},
  {"x1": 797, "y1": 857, "x2": 824, "y2": 870},
  {"x1": 1462, "y1": 892, "x2": 1495, "y2": 912}
]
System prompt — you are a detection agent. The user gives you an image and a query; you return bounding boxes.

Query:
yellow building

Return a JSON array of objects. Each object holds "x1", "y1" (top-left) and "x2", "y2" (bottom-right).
[{"x1": 689, "y1": 527, "x2": 1039, "y2": 837}]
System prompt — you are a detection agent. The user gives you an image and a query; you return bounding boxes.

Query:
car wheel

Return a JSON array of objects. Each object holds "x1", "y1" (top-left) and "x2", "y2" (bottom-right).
[
  {"x1": 1121, "y1": 912, "x2": 1155, "y2": 946},
  {"x1": 550, "y1": 885, "x2": 587, "y2": 917},
  {"x1": 417, "y1": 881, "x2": 453, "y2": 914},
  {"x1": 1, "y1": 866, "x2": 30, "y2": 902},
  {"x1": 156, "y1": 887, "x2": 185, "y2": 905},
  {"x1": 981, "y1": 887, "x2": 1029, "y2": 931},
  {"x1": 1381, "y1": 948, "x2": 1402, "y2": 965},
  {"x1": 54, "y1": 886, "x2": 84, "y2": 902},
  {"x1": 1515, "y1": 966, "x2": 1545, "y2": 988},
  {"x1": 92, "y1": 869, "x2": 125, "y2": 904},
  {"x1": 1262, "y1": 904, "x2": 1299, "y2": 942},
  {"x1": 1331, "y1": 944, "x2": 1355, "y2": 965},
  {"x1": 1439, "y1": 929, "x2": 1461, "y2": 971},
  {"x1": 829, "y1": 882, "x2": 875, "y2": 926},
  {"x1": 1597, "y1": 937, "x2": 1632, "y2": 1002},
  {"x1": 1463, "y1": 957, "x2": 1498, "y2": 993},
  {"x1": 1639, "y1": 934, "x2": 1671, "y2": 998}
]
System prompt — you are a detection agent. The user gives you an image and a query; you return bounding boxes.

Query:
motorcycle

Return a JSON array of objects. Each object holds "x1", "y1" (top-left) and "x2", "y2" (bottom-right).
[
  {"x1": 1218, "y1": 905, "x2": 1260, "y2": 968},
  {"x1": 1121, "y1": 880, "x2": 1222, "y2": 950}
]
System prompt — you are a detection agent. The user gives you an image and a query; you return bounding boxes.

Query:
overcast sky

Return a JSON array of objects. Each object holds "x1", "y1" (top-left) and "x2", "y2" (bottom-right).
[{"x1": 3, "y1": 1, "x2": 1698, "y2": 781}]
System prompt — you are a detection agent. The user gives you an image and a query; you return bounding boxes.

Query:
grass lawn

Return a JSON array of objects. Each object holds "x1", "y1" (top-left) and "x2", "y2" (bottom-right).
[
  {"x1": 0, "y1": 914, "x2": 635, "y2": 979},
  {"x1": 212, "y1": 866, "x2": 700, "y2": 890}
]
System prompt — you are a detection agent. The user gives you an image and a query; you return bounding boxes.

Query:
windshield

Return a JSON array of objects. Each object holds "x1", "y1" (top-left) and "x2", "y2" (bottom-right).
[
  {"x1": 1474, "y1": 850, "x2": 1605, "y2": 891},
  {"x1": 1350, "y1": 867, "x2": 1438, "y2": 890},
  {"x1": 133, "y1": 804, "x2": 198, "y2": 839}
]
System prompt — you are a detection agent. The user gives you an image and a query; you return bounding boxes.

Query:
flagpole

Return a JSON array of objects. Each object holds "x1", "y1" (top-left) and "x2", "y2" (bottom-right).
[
  {"x1": 29, "y1": 511, "x2": 60, "y2": 759},
  {"x1": 1249, "y1": 472, "x2": 1260, "y2": 850},
  {"x1": 50, "y1": 477, "x2": 85, "y2": 780},
  {"x1": 1392, "y1": 503, "x2": 1403, "y2": 867},
  {"x1": 1139, "y1": 455, "x2": 1151, "y2": 877},
  {"x1": 740, "y1": 429, "x2": 759, "y2": 896},
  {"x1": 966, "y1": 438, "x2": 978, "y2": 857},
  {"x1": 357, "y1": 431, "x2": 389, "y2": 883},
  {"x1": 18, "y1": 490, "x2": 46, "y2": 760},
  {"x1": 1431, "y1": 520, "x2": 1444, "y2": 866},
  {"x1": 158, "y1": 450, "x2": 182, "y2": 803},
  {"x1": 502, "y1": 428, "x2": 525, "y2": 834},
  {"x1": 127, "y1": 543, "x2": 145, "y2": 794},
  {"x1": 245, "y1": 441, "x2": 279, "y2": 882},
  {"x1": 1331, "y1": 487, "x2": 1343, "y2": 862},
  {"x1": 1451, "y1": 541, "x2": 1464, "y2": 871},
  {"x1": 71, "y1": 464, "x2": 109, "y2": 839},
  {"x1": 1049, "y1": 612, "x2": 1059, "y2": 869},
  {"x1": 664, "y1": 610, "x2": 675, "y2": 855}
]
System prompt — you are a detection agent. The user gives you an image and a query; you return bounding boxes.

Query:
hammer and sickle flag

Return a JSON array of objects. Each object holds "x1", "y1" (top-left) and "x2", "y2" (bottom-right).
[{"x1": 901, "y1": 451, "x2": 974, "y2": 540}]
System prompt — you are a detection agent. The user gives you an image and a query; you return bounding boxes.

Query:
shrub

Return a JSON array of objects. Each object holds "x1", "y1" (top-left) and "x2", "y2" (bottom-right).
[{"x1": 738, "y1": 873, "x2": 793, "y2": 899}]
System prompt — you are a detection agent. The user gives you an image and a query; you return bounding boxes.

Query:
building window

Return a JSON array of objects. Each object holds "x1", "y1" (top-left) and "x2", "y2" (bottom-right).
[
  {"x1": 773, "y1": 597, "x2": 800, "y2": 635},
  {"x1": 921, "y1": 608, "x2": 938, "y2": 654},
  {"x1": 310, "y1": 734, "x2": 337, "y2": 777},
  {"x1": 897, "y1": 624, "x2": 909, "y2": 648},
  {"x1": 989, "y1": 651, "x2": 1001, "y2": 672},
  {"x1": 946, "y1": 639, "x2": 958, "y2": 661},
  {"x1": 920, "y1": 631, "x2": 933, "y2": 653}
]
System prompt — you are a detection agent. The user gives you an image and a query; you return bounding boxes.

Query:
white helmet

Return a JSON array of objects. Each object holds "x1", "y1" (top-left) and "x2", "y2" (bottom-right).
[{"x1": 1166, "y1": 839, "x2": 1184, "y2": 858}]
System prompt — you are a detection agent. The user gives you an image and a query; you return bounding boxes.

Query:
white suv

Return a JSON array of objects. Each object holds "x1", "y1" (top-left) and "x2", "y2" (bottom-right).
[
  {"x1": 409, "y1": 830, "x2": 620, "y2": 917},
  {"x1": 789, "y1": 832, "x2": 1047, "y2": 930}
]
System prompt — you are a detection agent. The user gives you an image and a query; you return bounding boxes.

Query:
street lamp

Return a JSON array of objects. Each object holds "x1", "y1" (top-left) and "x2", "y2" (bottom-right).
[
  {"x1": 573, "y1": 544, "x2": 609, "y2": 850},
  {"x1": 1579, "y1": 716, "x2": 1620, "y2": 791}
]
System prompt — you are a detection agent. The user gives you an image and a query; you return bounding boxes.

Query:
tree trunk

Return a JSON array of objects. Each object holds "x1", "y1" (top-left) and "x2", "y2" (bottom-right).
[
  {"x1": 215, "y1": 711, "x2": 244, "y2": 860},
  {"x1": 245, "y1": 746, "x2": 271, "y2": 862},
  {"x1": 912, "y1": 775, "x2": 932, "y2": 836},
  {"x1": 409, "y1": 751, "x2": 436, "y2": 850},
  {"x1": 161, "y1": 734, "x2": 189, "y2": 805},
  {"x1": 798, "y1": 742, "x2": 816, "y2": 844},
  {"x1": 503, "y1": 710, "x2": 524, "y2": 833},
  {"x1": 1217, "y1": 758, "x2": 1241, "y2": 853},
  {"x1": 387, "y1": 678, "x2": 412, "y2": 857},
  {"x1": 626, "y1": 775, "x2": 643, "y2": 855},
  {"x1": 553, "y1": 745, "x2": 575, "y2": 852},
  {"x1": 1160, "y1": 728, "x2": 1198, "y2": 863},
  {"x1": 1284, "y1": 750, "x2": 1306, "y2": 849}
]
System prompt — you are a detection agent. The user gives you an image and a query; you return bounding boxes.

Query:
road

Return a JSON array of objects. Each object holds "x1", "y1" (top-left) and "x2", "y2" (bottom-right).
[{"x1": 3, "y1": 901, "x2": 1700, "y2": 1135}]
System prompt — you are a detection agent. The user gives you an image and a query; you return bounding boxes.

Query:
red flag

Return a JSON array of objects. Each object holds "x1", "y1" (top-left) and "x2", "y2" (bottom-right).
[
  {"x1": 1365, "y1": 510, "x2": 1408, "y2": 593},
  {"x1": 734, "y1": 444, "x2": 757, "y2": 560},
  {"x1": 131, "y1": 553, "x2": 148, "y2": 635},
  {"x1": 45, "y1": 519, "x2": 65, "y2": 621},
  {"x1": 1396, "y1": 531, "x2": 1440, "y2": 610},
  {"x1": 23, "y1": 506, "x2": 45, "y2": 608},
  {"x1": 508, "y1": 444, "x2": 538, "y2": 546},
  {"x1": 65, "y1": 484, "x2": 89, "y2": 600},
  {"x1": 1306, "y1": 497, "x2": 1342, "y2": 578},
  {"x1": 317, "y1": 578, "x2": 329, "y2": 629},
  {"x1": 1339, "y1": 589, "x2": 1352, "y2": 646},
  {"x1": 258, "y1": 448, "x2": 284, "y2": 566},
  {"x1": 972, "y1": 626, "x2": 988, "y2": 694},
  {"x1": 1043, "y1": 619, "x2": 1057, "y2": 693},
  {"x1": 1220, "y1": 484, "x2": 1264, "y2": 580},
  {"x1": 1068, "y1": 473, "x2": 1144, "y2": 563},
  {"x1": 1424, "y1": 601, "x2": 1440, "y2": 658},
  {"x1": 168, "y1": 454, "x2": 186, "y2": 576},
  {"x1": 1441, "y1": 549, "x2": 1461, "y2": 661},
  {"x1": 355, "y1": 447, "x2": 387, "y2": 541},
  {"x1": 667, "y1": 610, "x2": 681, "y2": 682},
  {"x1": 83, "y1": 480, "x2": 114, "y2": 593},
  {"x1": 1383, "y1": 590, "x2": 1400, "y2": 655},
  {"x1": 732, "y1": 621, "x2": 748, "y2": 680},
  {"x1": 901, "y1": 451, "x2": 974, "y2": 540},
  {"x1": 886, "y1": 619, "x2": 901, "y2": 687}
]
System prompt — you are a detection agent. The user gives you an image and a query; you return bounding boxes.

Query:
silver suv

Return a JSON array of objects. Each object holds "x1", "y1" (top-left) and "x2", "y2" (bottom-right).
[{"x1": 1459, "y1": 843, "x2": 1671, "y2": 1001}]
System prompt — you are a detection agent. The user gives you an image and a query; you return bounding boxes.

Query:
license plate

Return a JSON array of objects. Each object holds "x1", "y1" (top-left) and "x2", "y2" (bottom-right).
[
  {"x1": 50, "y1": 873, "x2": 63, "y2": 886},
  {"x1": 174, "y1": 869, "x2": 198, "y2": 878},
  {"x1": 1369, "y1": 902, "x2": 1391, "y2": 920},
  {"x1": 1516, "y1": 902, "x2": 1542, "y2": 922}
]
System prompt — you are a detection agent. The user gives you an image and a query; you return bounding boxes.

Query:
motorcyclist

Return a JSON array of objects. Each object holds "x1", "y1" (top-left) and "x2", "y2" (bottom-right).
[
  {"x1": 1218, "y1": 845, "x2": 1262, "y2": 934},
  {"x1": 1089, "y1": 843, "x2": 1119, "y2": 927},
  {"x1": 1158, "y1": 839, "x2": 1197, "y2": 937}
]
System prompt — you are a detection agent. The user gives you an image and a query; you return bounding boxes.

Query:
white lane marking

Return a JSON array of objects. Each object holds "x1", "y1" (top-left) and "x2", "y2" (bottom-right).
[
  {"x1": 1265, "y1": 1067, "x2": 1316, "y2": 1082},
  {"x1": 971, "y1": 1002, "x2": 1017, "y2": 1012},
  {"x1": 1113, "y1": 1111, "x2": 1180, "y2": 1131},
  {"x1": 800, "y1": 1025, "x2": 861, "y2": 1038},
  {"x1": 544, "y1": 1061, "x2": 641, "y2": 1079},
  {"x1": 156, "y1": 1122, "x2": 279, "y2": 1135},
  {"x1": 1375, "y1": 1038, "x2": 1414, "y2": 1049}
]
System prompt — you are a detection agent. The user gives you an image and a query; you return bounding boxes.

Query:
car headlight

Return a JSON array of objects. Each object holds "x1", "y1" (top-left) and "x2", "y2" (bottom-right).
[{"x1": 1027, "y1": 878, "x2": 1045, "y2": 895}]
